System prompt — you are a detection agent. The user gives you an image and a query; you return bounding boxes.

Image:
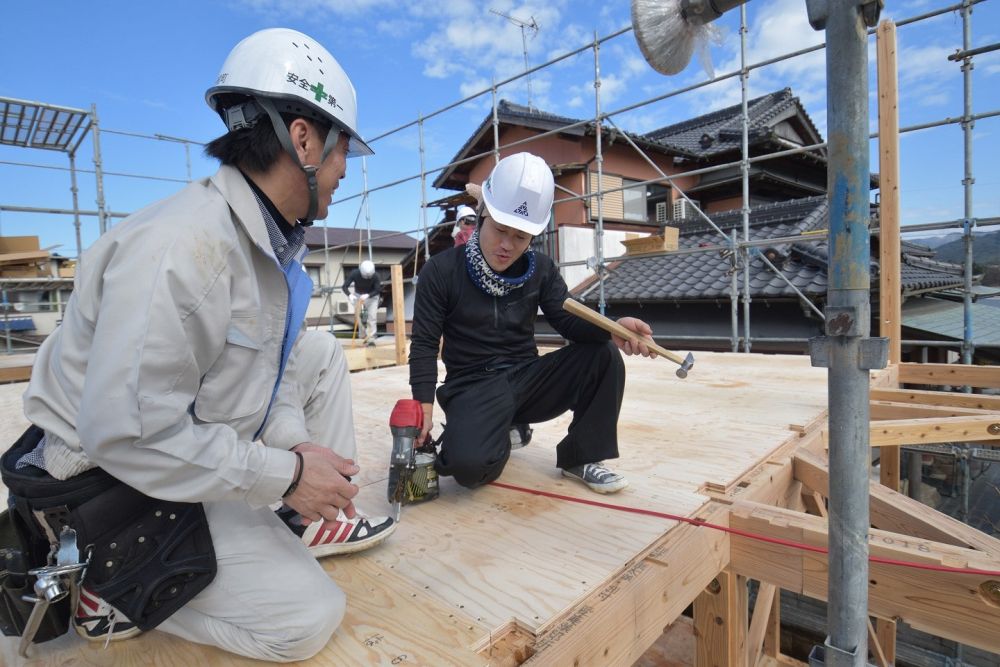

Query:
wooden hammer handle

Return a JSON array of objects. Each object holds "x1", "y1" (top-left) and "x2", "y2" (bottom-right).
[{"x1": 562, "y1": 298, "x2": 685, "y2": 366}]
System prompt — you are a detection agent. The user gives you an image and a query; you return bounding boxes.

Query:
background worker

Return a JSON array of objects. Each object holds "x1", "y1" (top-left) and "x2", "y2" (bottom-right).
[
  {"x1": 15, "y1": 28, "x2": 393, "y2": 662},
  {"x1": 409, "y1": 152, "x2": 656, "y2": 494},
  {"x1": 451, "y1": 204, "x2": 477, "y2": 247},
  {"x1": 343, "y1": 259, "x2": 381, "y2": 345}
]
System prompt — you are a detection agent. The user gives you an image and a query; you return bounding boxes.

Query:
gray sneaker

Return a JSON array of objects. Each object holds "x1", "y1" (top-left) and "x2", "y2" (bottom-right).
[{"x1": 561, "y1": 462, "x2": 629, "y2": 494}]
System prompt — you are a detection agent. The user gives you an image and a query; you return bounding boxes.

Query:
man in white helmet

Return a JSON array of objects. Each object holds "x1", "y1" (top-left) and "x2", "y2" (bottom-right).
[
  {"x1": 342, "y1": 259, "x2": 381, "y2": 345},
  {"x1": 409, "y1": 152, "x2": 656, "y2": 497},
  {"x1": 8, "y1": 28, "x2": 392, "y2": 662},
  {"x1": 451, "y1": 204, "x2": 477, "y2": 247}
]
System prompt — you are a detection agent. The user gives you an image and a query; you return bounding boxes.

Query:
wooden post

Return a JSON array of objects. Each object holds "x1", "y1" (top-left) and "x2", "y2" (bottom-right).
[
  {"x1": 694, "y1": 570, "x2": 747, "y2": 667},
  {"x1": 877, "y1": 20, "x2": 902, "y2": 498},
  {"x1": 391, "y1": 264, "x2": 406, "y2": 366}
]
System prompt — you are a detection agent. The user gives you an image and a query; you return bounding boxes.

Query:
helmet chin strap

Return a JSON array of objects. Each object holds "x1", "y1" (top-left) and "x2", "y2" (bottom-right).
[{"x1": 256, "y1": 97, "x2": 342, "y2": 225}]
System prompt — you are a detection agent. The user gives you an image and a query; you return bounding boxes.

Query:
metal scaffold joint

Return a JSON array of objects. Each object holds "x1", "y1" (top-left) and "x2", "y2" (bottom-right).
[{"x1": 808, "y1": 336, "x2": 888, "y2": 370}]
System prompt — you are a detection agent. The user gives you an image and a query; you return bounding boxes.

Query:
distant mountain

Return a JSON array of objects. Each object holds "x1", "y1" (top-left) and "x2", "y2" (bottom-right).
[
  {"x1": 932, "y1": 229, "x2": 1000, "y2": 266},
  {"x1": 904, "y1": 232, "x2": 965, "y2": 249}
]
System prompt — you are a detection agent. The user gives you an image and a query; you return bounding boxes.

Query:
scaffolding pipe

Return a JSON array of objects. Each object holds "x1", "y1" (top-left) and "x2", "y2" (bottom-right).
[
  {"x1": 740, "y1": 4, "x2": 752, "y2": 353},
  {"x1": 820, "y1": 0, "x2": 877, "y2": 663},
  {"x1": 90, "y1": 105, "x2": 108, "y2": 235},
  {"x1": 361, "y1": 157, "x2": 373, "y2": 261},
  {"x1": 491, "y1": 81, "x2": 501, "y2": 165},
  {"x1": 730, "y1": 230, "x2": 739, "y2": 352},
  {"x1": 593, "y1": 33, "x2": 607, "y2": 315},
  {"x1": 960, "y1": 0, "x2": 975, "y2": 369},
  {"x1": 417, "y1": 118, "x2": 429, "y2": 261},
  {"x1": 67, "y1": 153, "x2": 83, "y2": 263}
]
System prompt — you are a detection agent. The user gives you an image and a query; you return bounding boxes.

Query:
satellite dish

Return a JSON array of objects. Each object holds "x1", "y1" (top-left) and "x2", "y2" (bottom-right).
[{"x1": 631, "y1": 0, "x2": 743, "y2": 75}]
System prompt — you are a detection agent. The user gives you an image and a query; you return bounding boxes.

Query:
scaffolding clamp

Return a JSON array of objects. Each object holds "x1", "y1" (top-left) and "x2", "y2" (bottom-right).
[
  {"x1": 808, "y1": 336, "x2": 888, "y2": 370},
  {"x1": 806, "y1": 0, "x2": 883, "y2": 30}
]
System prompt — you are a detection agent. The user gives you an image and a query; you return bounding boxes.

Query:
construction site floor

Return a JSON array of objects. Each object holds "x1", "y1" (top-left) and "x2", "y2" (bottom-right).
[{"x1": 0, "y1": 350, "x2": 829, "y2": 665}]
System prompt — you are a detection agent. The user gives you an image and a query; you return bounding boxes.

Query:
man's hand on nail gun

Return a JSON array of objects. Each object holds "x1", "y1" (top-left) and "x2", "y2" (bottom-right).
[
  {"x1": 612, "y1": 317, "x2": 658, "y2": 358},
  {"x1": 284, "y1": 443, "x2": 360, "y2": 522},
  {"x1": 418, "y1": 402, "x2": 434, "y2": 445}
]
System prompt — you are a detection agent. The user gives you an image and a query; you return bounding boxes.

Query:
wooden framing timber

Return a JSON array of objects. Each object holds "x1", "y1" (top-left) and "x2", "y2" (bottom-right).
[
  {"x1": 897, "y1": 362, "x2": 1000, "y2": 388},
  {"x1": 871, "y1": 387, "x2": 1000, "y2": 411},
  {"x1": 728, "y1": 501, "x2": 1000, "y2": 654},
  {"x1": 867, "y1": 415, "x2": 1000, "y2": 447},
  {"x1": 794, "y1": 448, "x2": 1000, "y2": 555}
]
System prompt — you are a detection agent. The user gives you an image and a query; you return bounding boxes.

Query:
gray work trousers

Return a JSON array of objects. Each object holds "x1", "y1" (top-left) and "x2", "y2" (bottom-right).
[{"x1": 157, "y1": 331, "x2": 356, "y2": 662}]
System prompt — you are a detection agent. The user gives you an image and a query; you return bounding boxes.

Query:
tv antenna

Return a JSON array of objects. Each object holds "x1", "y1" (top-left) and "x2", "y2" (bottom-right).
[{"x1": 490, "y1": 8, "x2": 539, "y2": 109}]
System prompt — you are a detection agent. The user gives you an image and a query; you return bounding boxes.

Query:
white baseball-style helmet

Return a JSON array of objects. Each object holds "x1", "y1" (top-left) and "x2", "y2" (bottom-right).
[
  {"x1": 360, "y1": 260, "x2": 375, "y2": 278},
  {"x1": 481, "y1": 153, "x2": 554, "y2": 236},
  {"x1": 456, "y1": 205, "x2": 477, "y2": 221},
  {"x1": 206, "y1": 28, "x2": 373, "y2": 157}
]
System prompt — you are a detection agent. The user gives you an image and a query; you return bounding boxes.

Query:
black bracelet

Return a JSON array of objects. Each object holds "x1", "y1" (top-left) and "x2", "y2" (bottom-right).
[{"x1": 283, "y1": 451, "x2": 304, "y2": 498}]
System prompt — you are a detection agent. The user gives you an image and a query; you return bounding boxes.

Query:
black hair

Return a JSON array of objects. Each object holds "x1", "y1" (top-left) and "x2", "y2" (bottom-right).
[{"x1": 204, "y1": 93, "x2": 331, "y2": 173}]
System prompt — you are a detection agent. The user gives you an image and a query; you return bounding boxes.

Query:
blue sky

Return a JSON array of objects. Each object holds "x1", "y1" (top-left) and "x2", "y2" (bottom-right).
[{"x1": 1, "y1": 0, "x2": 998, "y2": 257}]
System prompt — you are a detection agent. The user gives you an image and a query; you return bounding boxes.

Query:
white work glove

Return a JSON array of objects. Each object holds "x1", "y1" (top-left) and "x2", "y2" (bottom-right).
[
  {"x1": 348, "y1": 293, "x2": 358, "y2": 306},
  {"x1": 359, "y1": 293, "x2": 369, "y2": 301}
]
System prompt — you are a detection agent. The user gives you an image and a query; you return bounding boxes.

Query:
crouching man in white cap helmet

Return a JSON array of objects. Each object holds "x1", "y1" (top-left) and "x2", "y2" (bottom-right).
[
  {"x1": 13, "y1": 28, "x2": 393, "y2": 662},
  {"x1": 409, "y1": 152, "x2": 656, "y2": 496},
  {"x1": 343, "y1": 259, "x2": 381, "y2": 345}
]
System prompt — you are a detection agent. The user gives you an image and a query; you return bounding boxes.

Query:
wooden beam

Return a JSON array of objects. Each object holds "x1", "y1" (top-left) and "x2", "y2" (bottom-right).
[
  {"x1": 873, "y1": 618, "x2": 896, "y2": 667},
  {"x1": 871, "y1": 387, "x2": 1000, "y2": 411},
  {"x1": 694, "y1": 569, "x2": 747, "y2": 667},
  {"x1": 868, "y1": 415, "x2": 1000, "y2": 446},
  {"x1": 529, "y1": 507, "x2": 730, "y2": 666},
  {"x1": 747, "y1": 582, "x2": 776, "y2": 667},
  {"x1": 870, "y1": 400, "x2": 996, "y2": 420},
  {"x1": 794, "y1": 449, "x2": 1000, "y2": 554},
  {"x1": 391, "y1": 264, "x2": 406, "y2": 366},
  {"x1": 877, "y1": 19, "x2": 901, "y2": 367},
  {"x1": 728, "y1": 501, "x2": 1000, "y2": 654},
  {"x1": 898, "y1": 362, "x2": 1000, "y2": 389},
  {"x1": 761, "y1": 585, "x2": 781, "y2": 661}
]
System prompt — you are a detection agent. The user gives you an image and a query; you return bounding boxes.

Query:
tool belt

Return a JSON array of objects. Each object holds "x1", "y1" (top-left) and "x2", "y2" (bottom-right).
[{"x1": 0, "y1": 425, "x2": 217, "y2": 640}]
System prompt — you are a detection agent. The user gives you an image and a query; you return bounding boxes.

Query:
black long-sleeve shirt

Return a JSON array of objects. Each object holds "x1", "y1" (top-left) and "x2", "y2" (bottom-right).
[
  {"x1": 342, "y1": 268, "x2": 381, "y2": 297},
  {"x1": 409, "y1": 246, "x2": 610, "y2": 403}
]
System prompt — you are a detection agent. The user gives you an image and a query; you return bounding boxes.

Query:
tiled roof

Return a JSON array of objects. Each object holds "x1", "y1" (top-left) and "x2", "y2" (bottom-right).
[
  {"x1": 903, "y1": 297, "x2": 1000, "y2": 346},
  {"x1": 644, "y1": 88, "x2": 821, "y2": 159},
  {"x1": 577, "y1": 197, "x2": 966, "y2": 303},
  {"x1": 302, "y1": 226, "x2": 417, "y2": 251}
]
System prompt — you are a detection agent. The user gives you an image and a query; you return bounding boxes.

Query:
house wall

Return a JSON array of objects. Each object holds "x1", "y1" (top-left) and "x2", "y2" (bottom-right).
[
  {"x1": 302, "y1": 247, "x2": 410, "y2": 324},
  {"x1": 465, "y1": 127, "x2": 701, "y2": 283}
]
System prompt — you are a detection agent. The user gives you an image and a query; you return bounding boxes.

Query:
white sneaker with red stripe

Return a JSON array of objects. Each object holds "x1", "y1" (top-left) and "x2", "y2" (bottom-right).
[
  {"x1": 74, "y1": 585, "x2": 141, "y2": 643},
  {"x1": 277, "y1": 507, "x2": 396, "y2": 558}
]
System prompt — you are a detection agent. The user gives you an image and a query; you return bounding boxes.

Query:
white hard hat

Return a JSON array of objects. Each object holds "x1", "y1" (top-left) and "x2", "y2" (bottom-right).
[
  {"x1": 456, "y1": 205, "x2": 476, "y2": 221},
  {"x1": 206, "y1": 28, "x2": 373, "y2": 157},
  {"x1": 360, "y1": 260, "x2": 375, "y2": 277},
  {"x1": 481, "y1": 153, "x2": 554, "y2": 236}
]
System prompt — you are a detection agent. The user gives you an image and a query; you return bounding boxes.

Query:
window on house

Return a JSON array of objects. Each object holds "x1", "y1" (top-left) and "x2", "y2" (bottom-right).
[
  {"x1": 590, "y1": 172, "x2": 670, "y2": 226},
  {"x1": 305, "y1": 265, "x2": 323, "y2": 292}
]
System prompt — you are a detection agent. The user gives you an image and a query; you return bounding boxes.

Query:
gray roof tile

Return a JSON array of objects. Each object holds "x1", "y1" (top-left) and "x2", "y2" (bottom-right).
[{"x1": 576, "y1": 196, "x2": 965, "y2": 303}]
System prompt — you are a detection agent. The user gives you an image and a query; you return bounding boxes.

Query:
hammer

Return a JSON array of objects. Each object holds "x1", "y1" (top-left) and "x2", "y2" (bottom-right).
[{"x1": 562, "y1": 298, "x2": 695, "y2": 378}]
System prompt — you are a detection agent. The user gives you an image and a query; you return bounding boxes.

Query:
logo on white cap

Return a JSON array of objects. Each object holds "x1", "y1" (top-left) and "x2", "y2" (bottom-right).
[{"x1": 513, "y1": 201, "x2": 529, "y2": 217}]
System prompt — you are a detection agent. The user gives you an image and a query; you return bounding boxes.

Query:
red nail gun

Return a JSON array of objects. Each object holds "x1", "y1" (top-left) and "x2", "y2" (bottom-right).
[{"x1": 387, "y1": 399, "x2": 439, "y2": 521}]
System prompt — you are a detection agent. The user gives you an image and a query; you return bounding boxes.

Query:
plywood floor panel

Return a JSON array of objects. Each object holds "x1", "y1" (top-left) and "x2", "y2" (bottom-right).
[{"x1": 0, "y1": 350, "x2": 829, "y2": 665}]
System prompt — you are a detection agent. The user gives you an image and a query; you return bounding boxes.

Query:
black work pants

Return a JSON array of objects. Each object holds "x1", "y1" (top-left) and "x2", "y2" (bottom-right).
[{"x1": 434, "y1": 341, "x2": 625, "y2": 488}]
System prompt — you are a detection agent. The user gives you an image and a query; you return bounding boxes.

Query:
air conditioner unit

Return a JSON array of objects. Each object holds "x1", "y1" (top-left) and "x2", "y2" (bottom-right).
[
  {"x1": 672, "y1": 199, "x2": 701, "y2": 221},
  {"x1": 655, "y1": 201, "x2": 668, "y2": 223},
  {"x1": 335, "y1": 300, "x2": 352, "y2": 315}
]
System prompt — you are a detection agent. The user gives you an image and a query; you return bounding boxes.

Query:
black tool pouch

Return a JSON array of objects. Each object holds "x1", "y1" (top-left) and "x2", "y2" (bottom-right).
[
  {"x1": 1, "y1": 425, "x2": 217, "y2": 632},
  {"x1": 0, "y1": 519, "x2": 71, "y2": 642}
]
